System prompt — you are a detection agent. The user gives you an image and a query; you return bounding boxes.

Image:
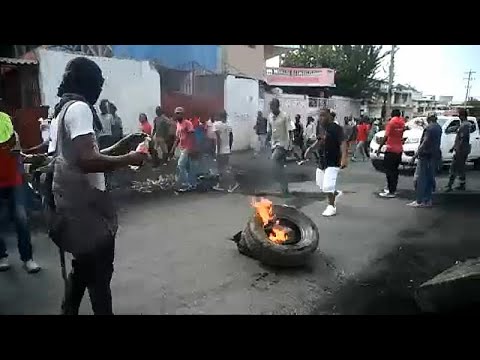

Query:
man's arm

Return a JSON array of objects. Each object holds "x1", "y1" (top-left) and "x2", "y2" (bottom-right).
[
  {"x1": 376, "y1": 122, "x2": 390, "y2": 154},
  {"x1": 23, "y1": 141, "x2": 49, "y2": 154},
  {"x1": 340, "y1": 140, "x2": 348, "y2": 168},
  {"x1": 72, "y1": 134, "x2": 145, "y2": 173}
]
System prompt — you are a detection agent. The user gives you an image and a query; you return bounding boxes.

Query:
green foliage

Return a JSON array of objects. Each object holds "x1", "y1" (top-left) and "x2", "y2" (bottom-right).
[{"x1": 281, "y1": 45, "x2": 388, "y2": 99}]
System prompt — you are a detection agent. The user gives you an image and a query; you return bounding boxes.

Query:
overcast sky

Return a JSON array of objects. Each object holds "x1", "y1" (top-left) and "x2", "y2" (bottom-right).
[{"x1": 266, "y1": 45, "x2": 480, "y2": 101}]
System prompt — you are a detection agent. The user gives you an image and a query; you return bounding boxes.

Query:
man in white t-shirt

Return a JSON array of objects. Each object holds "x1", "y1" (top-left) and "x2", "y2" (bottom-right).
[
  {"x1": 268, "y1": 98, "x2": 294, "y2": 195},
  {"x1": 212, "y1": 111, "x2": 238, "y2": 192},
  {"x1": 50, "y1": 57, "x2": 147, "y2": 315}
]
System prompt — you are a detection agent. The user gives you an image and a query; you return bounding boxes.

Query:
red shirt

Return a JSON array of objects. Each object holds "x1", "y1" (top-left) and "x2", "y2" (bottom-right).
[
  {"x1": 0, "y1": 148, "x2": 22, "y2": 188},
  {"x1": 140, "y1": 121, "x2": 152, "y2": 136},
  {"x1": 385, "y1": 116, "x2": 405, "y2": 153},
  {"x1": 356, "y1": 124, "x2": 370, "y2": 142},
  {"x1": 176, "y1": 119, "x2": 194, "y2": 151}
]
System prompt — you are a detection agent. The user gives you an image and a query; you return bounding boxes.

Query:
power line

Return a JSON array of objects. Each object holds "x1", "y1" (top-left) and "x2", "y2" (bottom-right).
[{"x1": 464, "y1": 69, "x2": 476, "y2": 104}]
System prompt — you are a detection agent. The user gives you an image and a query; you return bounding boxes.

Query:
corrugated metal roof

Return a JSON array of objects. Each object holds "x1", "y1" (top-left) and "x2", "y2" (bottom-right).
[{"x1": 0, "y1": 57, "x2": 38, "y2": 65}]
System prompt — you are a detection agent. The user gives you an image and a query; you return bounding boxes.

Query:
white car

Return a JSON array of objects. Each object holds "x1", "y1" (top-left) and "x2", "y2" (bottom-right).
[{"x1": 369, "y1": 116, "x2": 480, "y2": 171}]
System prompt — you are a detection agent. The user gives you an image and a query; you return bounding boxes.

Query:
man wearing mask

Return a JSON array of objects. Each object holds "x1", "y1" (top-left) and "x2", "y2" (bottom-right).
[
  {"x1": 377, "y1": 109, "x2": 405, "y2": 198},
  {"x1": 267, "y1": 98, "x2": 294, "y2": 196},
  {"x1": 49, "y1": 57, "x2": 148, "y2": 315},
  {"x1": 445, "y1": 108, "x2": 471, "y2": 192}
]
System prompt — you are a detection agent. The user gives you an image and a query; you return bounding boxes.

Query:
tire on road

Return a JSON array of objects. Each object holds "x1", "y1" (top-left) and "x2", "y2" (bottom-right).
[{"x1": 243, "y1": 205, "x2": 319, "y2": 267}]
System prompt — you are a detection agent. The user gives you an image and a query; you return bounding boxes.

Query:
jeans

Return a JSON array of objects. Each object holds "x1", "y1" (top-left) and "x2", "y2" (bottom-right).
[
  {"x1": 447, "y1": 152, "x2": 468, "y2": 188},
  {"x1": 0, "y1": 184, "x2": 33, "y2": 262},
  {"x1": 384, "y1": 152, "x2": 402, "y2": 194},
  {"x1": 62, "y1": 237, "x2": 115, "y2": 315},
  {"x1": 177, "y1": 149, "x2": 198, "y2": 187},
  {"x1": 416, "y1": 157, "x2": 436, "y2": 204},
  {"x1": 353, "y1": 141, "x2": 367, "y2": 160},
  {"x1": 272, "y1": 146, "x2": 288, "y2": 193},
  {"x1": 255, "y1": 134, "x2": 268, "y2": 154}
]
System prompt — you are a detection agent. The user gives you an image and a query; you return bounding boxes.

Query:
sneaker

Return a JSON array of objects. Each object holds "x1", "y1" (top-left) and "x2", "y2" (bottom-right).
[
  {"x1": 212, "y1": 184, "x2": 225, "y2": 191},
  {"x1": 407, "y1": 201, "x2": 425, "y2": 208},
  {"x1": 322, "y1": 205, "x2": 337, "y2": 217},
  {"x1": 228, "y1": 183, "x2": 240, "y2": 193},
  {"x1": 24, "y1": 260, "x2": 41, "y2": 274},
  {"x1": 379, "y1": 192, "x2": 396, "y2": 198},
  {"x1": 334, "y1": 190, "x2": 343, "y2": 207},
  {"x1": 0, "y1": 257, "x2": 10, "y2": 272}
]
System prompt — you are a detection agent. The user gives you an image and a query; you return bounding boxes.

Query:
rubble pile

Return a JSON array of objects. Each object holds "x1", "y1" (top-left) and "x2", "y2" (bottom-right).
[{"x1": 130, "y1": 175, "x2": 176, "y2": 193}]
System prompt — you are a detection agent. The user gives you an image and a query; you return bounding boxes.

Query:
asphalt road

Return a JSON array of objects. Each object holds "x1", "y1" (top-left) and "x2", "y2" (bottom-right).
[{"x1": 1, "y1": 152, "x2": 480, "y2": 315}]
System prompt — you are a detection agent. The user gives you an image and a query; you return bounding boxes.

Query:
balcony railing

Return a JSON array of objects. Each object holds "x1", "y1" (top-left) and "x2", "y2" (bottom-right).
[{"x1": 266, "y1": 67, "x2": 335, "y2": 87}]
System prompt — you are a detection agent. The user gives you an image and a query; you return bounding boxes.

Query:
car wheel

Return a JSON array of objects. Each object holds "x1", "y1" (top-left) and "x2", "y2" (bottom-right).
[
  {"x1": 371, "y1": 159, "x2": 385, "y2": 173},
  {"x1": 242, "y1": 205, "x2": 319, "y2": 267}
]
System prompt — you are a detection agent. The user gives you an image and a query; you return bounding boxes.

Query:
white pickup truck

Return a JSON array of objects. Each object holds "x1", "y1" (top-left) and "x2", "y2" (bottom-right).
[{"x1": 369, "y1": 116, "x2": 480, "y2": 171}]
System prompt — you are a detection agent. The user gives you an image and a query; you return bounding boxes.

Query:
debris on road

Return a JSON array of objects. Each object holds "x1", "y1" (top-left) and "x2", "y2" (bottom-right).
[{"x1": 131, "y1": 175, "x2": 176, "y2": 193}]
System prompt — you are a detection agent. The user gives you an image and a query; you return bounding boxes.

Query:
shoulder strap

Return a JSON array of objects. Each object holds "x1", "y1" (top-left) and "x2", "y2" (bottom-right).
[{"x1": 55, "y1": 100, "x2": 78, "y2": 159}]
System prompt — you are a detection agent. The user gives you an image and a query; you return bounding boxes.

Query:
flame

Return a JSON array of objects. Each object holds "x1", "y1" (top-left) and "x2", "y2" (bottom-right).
[{"x1": 251, "y1": 197, "x2": 289, "y2": 244}]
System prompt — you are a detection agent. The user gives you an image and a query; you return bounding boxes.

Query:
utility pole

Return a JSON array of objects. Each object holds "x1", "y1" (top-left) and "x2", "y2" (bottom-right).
[
  {"x1": 464, "y1": 69, "x2": 476, "y2": 105},
  {"x1": 385, "y1": 45, "x2": 398, "y2": 121}
]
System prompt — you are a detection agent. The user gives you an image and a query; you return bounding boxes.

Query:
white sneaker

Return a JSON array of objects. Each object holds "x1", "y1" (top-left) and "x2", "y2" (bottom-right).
[
  {"x1": 228, "y1": 183, "x2": 240, "y2": 193},
  {"x1": 379, "y1": 192, "x2": 396, "y2": 198},
  {"x1": 24, "y1": 260, "x2": 41, "y2": 274},
  {"x1": 322, "y1": 205, "x2": 337, "y2": 217},
  {"x1": 0, "y1": 257, "x2": 10, "y2": 272},
  {"x1": 212, "y1": 184, "x2": 225, "y2": 191},
  {"x1": 334, "y1": 190, "x2": 343, "y2": 207}
]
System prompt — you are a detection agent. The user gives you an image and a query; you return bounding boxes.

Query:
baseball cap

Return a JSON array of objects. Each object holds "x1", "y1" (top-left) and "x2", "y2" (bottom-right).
[
  {"x1": 0, "y1": 112, "x2": 14, "y2": 144},
  {"x1": 174, "y1": 107, "x2": 185, "y2": 114}
]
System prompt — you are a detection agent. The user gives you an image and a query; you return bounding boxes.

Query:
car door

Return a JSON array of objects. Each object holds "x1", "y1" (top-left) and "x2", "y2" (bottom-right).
[
  {"x1": 442, "y1": 119, "x2": 460, "y2": 162},
  {"x1": 468, "y1": 117, "x2": 480, "y2": 160}
]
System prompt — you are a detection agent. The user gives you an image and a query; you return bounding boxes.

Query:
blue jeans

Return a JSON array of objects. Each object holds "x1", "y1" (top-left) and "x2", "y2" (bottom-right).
[
  {"x1": 0, "y1": 184, "x2": 33, "y2": 262},
  {"x1": 416, "y1": 158, "x2": 436, "y2": 204},
  {"x1": 177, "y1": 149, "x2": 198, "y2": 187}
]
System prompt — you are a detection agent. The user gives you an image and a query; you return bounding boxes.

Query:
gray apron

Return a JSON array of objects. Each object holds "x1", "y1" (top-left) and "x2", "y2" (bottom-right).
[{"x1": 49, "y1": 101, "x2": 118, "y2": 257}]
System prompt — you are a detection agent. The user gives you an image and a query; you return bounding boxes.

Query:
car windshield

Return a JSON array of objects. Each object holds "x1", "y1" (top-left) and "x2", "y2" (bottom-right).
[{"x1": 436, "y1": 118, "x2": 448, "y2": 127}]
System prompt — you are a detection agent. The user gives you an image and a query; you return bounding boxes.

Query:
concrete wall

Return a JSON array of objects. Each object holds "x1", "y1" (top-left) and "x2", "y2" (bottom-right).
[
  {"x1": 224, "y1": 45, "x2": 265, "y2": 81},
  {"x1": 330, "y1": 96, "x2": 361, "y2": 125},
  {"x1": 224, "y1": 75, "x2": 259, "y2": 151},
  {"x1": 112, "y1": 45, "x2": 221, "y2": 73},
  {"x1": 36, "y1": 48, "x2": 161, "y2": 134}
]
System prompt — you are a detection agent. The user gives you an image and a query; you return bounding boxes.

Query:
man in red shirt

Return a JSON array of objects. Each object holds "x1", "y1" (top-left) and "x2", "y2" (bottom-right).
[
  {"x1": 376, "y1": 110, "x2": 405, "y2": 198},
  {"x1": 0, "y1": 112, "x2": 41, "y2": 273},
  {"x1": 169, "y1": 107, "x2": 198, "y2": 192},
  {"x1": 352, "y1": 119, "x2": 370, "y2": 161}
]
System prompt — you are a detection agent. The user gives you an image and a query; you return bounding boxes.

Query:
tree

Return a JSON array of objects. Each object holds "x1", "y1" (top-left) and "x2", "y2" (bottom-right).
[{"x1": 281, "y1": 45, "x2": 389, "y2": 99}]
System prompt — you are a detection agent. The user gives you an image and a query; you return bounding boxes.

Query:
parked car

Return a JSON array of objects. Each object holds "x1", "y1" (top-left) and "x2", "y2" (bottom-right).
[{"x1": 369, "y1": 116, "x2": 480, "y2": 172}]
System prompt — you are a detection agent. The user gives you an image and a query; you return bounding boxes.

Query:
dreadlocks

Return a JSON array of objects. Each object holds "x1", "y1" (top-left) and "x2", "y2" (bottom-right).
[{"x1": 53, "y1": 57, "x2": 104, "y2": 132}]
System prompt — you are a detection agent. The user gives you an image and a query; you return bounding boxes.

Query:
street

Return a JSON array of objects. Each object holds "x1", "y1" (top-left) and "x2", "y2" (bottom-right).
[{"x1": 1, "y1": 153, "x2": 480, "y2": 315}]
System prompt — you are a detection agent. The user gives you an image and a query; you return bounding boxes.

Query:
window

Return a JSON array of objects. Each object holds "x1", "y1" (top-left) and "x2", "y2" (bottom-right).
[
  {"x1": 446, "y1": 120, "x2": 460, "y2": 134},
  {"x1": 468, "y1": 120, "x2": 477, "y2": 133}
]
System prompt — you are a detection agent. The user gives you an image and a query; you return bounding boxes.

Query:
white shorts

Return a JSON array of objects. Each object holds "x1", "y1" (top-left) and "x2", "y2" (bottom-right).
[{"x1": 316, "y1": 167, "x2": 340, "y2": 193}]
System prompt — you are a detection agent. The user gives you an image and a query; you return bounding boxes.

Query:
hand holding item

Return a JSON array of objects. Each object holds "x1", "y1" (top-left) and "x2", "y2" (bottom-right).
[{"x1": 135, "y1": 137, "x2": 151, "y2": 155}]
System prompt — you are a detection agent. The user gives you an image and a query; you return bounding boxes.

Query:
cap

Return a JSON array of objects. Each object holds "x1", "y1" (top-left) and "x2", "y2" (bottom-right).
[
  {"x1": 0, "y1": 112, "x2": 14, "y2": 144},
  {"x1": 174, "y1": 107, "x2": 185, "y2": 114}
]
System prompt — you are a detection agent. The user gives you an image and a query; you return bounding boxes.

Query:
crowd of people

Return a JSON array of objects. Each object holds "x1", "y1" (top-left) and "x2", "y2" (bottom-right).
[{"x1": 0, "y1": 54, "x2": 474, "y2": 315}]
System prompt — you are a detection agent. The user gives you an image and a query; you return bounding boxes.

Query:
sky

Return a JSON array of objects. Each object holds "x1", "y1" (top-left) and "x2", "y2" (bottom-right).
[{"x1": 266, "y1": 45, "x2": 480, "y2": 101}]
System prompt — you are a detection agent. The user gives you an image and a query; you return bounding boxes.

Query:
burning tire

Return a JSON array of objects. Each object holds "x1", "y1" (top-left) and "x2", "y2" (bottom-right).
[{"x1": 235, "y1": 202, "x2": 319, "y2": 267}]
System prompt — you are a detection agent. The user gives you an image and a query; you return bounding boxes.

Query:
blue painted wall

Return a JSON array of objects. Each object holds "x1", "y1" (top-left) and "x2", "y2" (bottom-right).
[{"x1": 112, "y1": 45, "x2": 221, "y2": 72}]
